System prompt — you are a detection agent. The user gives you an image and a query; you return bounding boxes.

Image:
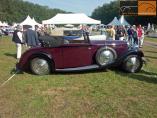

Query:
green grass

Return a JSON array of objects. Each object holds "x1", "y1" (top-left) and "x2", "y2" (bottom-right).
[
  {"x1": 0, "y1": 36, "x2": 157, "y2": 118},
  {"x1": 145, "y1": 36, "x2": 157, "y2": 43}
]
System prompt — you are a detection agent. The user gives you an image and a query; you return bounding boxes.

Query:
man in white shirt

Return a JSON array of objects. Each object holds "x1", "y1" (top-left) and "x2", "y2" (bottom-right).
[{"x1": 12, "y1": 25, "x2": 23, "y2": 61}]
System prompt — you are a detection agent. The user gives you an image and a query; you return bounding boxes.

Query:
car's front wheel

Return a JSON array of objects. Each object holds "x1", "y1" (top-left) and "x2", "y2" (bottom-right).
[
  {"x1": 122, "y1": 55, "x2": 143, "y2": 73},
  {"x1": 30, "y1": 57, "x2": 51, "y2": 75},
  {"x1": 95, "y1": 47, "x2": 117, "y2": 67}
]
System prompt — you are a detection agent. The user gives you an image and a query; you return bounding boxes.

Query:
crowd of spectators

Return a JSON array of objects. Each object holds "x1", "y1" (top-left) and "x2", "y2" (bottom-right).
[{"x1": 102, "y1": 24, "x2": 145, "y2": 48}]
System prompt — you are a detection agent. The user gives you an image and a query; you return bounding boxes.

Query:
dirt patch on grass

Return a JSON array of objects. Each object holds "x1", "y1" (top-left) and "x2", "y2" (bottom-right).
[
  {"x1": 0, "y1": 96, "x2": 17, "y2": 118},
  {"x1": 45, "y1": 95, "x2": 97, "y2": 117},
  {"x1": 42, "y1": 86, "x2": 80, "y2": 96}
]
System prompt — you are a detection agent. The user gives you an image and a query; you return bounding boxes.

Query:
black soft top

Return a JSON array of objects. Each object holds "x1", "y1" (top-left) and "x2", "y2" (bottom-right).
[{"x1": 39, "y1": 36, "x2": 64, "y2": 47}]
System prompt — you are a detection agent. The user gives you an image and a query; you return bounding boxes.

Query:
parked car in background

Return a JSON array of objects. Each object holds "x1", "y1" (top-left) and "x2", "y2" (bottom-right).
[
  {"x1": 64, "y1": 29, "x2": 83, "y2": 40},
  {"x1": 17, "y1": 31, "x2": 145, "y2": 75},
  {"x1": 2, "y1": 28, "x2": 14, "y2": 36}
]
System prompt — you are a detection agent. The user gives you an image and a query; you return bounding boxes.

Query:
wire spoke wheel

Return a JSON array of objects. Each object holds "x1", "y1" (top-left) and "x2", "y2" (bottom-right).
[
  {"x1": 96, "y1": 47, "x2": 117, "y2": 66},
  {"x1": 123, "y1": 55, "x2": 143, "y2": 73},
  {"x1": 30, "y1": 58, "x2": 50, "y2": 75}
]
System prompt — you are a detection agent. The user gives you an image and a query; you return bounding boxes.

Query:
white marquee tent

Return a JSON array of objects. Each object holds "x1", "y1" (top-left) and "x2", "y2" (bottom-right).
[
  {"x1": 3, "y1": 22, "x2": 9, "y2": 26},
  {"x1": 119, "y1": 15, "x2": 130, "y2": 26},
  {"x1": 42, "y1": 13, "x2": 101, "y2": 25},
  {"x1": 0, "y1": 21, "x2": 9, "y2": 26},
  {"x1": 0, "y1": 21, "x2": 3, "y2": 26},
  {"x1": 32, "y1": 17, "x2": 41, "y2": 26},
  {"x1": 20, "y1": 15, "x2": 34, "y2": 26},
  {"x1": 20, "y1": 15, "x2": 41, "y2": 28}
]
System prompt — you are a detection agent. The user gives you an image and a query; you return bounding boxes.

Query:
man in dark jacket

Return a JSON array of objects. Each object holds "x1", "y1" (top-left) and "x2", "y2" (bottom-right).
[
  {"x1": 127, "y1": 26, "x2": 134, "y2": 46},
  {"x1": 24, "y1": 26, "x2": 40, "y2": 48}
]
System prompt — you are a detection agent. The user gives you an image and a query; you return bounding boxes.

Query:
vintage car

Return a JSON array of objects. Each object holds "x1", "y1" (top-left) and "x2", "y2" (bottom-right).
[
  {"x1": 17, "y1": 32, "x2": 144, "y2": 75},
  {"x1": 2, "y1": 28, "x2": 14, "y2": 36}
]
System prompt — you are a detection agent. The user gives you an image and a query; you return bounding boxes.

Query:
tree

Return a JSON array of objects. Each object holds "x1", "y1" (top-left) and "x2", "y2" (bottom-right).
[
  {"x1": 0, "y1": 0, "x2": 66, "y2": 24},
  {"x1": 91, "y1": 0, "x2": 157, "y2": 26}
]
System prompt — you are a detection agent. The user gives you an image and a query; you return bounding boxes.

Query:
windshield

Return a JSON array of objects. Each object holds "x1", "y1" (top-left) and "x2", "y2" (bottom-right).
[{"x1": 64, "y1": 30, "x2": 83, "y2": 37}]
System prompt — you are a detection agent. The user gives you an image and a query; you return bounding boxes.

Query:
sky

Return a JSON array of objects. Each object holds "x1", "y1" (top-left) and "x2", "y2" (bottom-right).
[{"x1": 24, "y1": 0, "x2": 113, "y2": 15}]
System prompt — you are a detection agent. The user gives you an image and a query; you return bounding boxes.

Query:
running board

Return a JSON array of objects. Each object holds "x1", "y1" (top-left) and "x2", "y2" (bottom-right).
[{"x1": 56, "y1": 65, "x2": 99, "y2": 72}]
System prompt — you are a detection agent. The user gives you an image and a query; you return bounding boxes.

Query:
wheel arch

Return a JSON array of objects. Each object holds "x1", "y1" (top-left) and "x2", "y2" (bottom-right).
[
  {"x1": 117, "y1": 50, "x2": 144, "y2": 65},
  {"x1": 28, "y1": 52, "x2": 55, "y2": 72}
]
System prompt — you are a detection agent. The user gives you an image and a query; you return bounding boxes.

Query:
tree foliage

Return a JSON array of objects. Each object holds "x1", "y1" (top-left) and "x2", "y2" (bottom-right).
[
  {"x1": 91, "y1": 0, "x2": 157, "y2": 26},
  {"x1": 92, "y1": 1, "x2": 119, "y2": 25},
  {"x1": 0, "y1": 0, "x2": 66, "y2": 24}
]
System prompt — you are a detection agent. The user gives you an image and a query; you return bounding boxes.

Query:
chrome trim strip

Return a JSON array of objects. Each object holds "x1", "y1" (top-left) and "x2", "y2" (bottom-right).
[{"x1": 56, "y1": 65, "x2": 99, "y2": 72}]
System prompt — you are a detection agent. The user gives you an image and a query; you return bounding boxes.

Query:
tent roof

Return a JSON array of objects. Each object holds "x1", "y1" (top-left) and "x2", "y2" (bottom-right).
[
  {"x1": 0, "y1": 22, "x2": 9, "y2": 26},
  {"x1": 0, "y1": 21, "x2": 9, "y2": 26},
  {"x1": 32, "y1": 17, "x2": 41, "y2": 26},
  {"x1": 107, "y1": 17, "x2": 122, "y2": 26},
  {"x1": 0, "y1": 21, "x2": 3, "y2": 26},
  {"x1": 3, "y1": 22, "x2": 9, "y2": 26},
  {"x1": 119, "y1": 15, "x2": 130, "y2": 26},
  {"x1": 20, "y1": 15, "x2": 34, "y2": 26},
  {"x1": 42, "y1": 13, "x2": 101, "y2": 25},
  {"x1": 20, "y1": 15, "x2": 40, "y2": 26}
]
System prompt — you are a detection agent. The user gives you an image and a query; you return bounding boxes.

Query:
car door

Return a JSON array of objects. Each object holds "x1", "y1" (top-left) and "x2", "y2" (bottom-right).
[{"x1": 62, "y1": 43, "x2": 93, "y2": 68}]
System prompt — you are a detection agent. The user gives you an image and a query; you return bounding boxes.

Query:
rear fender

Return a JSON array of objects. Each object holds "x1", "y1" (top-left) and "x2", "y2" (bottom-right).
[
  {"x1": 27, "y1": 52, "x2": 54, "y2": 71},
  {"x1": 29, "y1": 52, "x2": 52, "y2": 60}
]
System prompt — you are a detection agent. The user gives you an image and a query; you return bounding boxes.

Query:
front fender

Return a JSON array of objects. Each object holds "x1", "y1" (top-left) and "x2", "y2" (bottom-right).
[{"x1": 116, "y1": 49, "x2": 144, "y2": 65}]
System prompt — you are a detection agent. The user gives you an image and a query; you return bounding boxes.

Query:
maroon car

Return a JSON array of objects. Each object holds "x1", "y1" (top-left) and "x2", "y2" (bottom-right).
[{"x1": 17, "y1": 32, "x2": 144, "y2": 75}]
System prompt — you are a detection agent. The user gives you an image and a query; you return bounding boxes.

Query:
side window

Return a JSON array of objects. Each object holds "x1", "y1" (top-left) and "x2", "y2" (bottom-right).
[{"x1": 64, "y1": 30, "x2": 82, "y2": 37}]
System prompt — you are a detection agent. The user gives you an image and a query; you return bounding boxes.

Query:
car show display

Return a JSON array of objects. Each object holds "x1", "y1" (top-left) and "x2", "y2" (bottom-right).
[{"x1": 17, "y1": 31, "x2": 145, "y2": 75}]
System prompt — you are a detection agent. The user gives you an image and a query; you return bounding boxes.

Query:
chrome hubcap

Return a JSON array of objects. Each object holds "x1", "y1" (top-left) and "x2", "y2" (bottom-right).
[
  {"x1": 125, "y1": 57, "x2": 140, "y2": 72},
  {"x1": 31, "y1": 58, "x2": 49, "y2": 75},
  {"x1": 99, "y1": 50, "x2": 115, "y2": 65}
]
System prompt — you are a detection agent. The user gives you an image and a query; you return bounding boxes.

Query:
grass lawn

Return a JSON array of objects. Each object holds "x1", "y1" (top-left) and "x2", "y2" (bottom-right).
[
  {"x1": 0, "y1": 36, "x2": 157, "y2": 118},
  {"x1": 145, "y1": 36, "x2": 157, "y2": 43}
]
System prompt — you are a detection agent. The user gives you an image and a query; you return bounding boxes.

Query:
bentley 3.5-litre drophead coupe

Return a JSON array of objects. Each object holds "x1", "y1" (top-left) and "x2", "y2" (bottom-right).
[{"x1": 17, "y1": 32, "x2": 144, "y2": 75}]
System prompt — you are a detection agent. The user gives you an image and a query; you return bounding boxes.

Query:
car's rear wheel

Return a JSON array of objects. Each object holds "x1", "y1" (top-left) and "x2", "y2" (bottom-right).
[
  {"x1": 122, "y1": 55, "x2": 143, "y2": 73},
  {"x1": 30, "y1": 57, "x2": 51, "y2": 75},
  {"x1": 96, "y1": 47, "x2": 117, "y2": 67}
]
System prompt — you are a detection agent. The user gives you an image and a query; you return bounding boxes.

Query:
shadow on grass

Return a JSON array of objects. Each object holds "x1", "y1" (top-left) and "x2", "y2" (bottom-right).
[
  {"x1": 54, "y1": 68, "x2": 108, "y2": 75},
  {"x1": 23, "y1": 67, "x2": 108, "y2": 76},
  {"x1": 115, "y1": 69, "x2": 157, "y2": 84},
  {"x1": 17, "y1": 66, "x2": 157, "y2": 84},
  {"x1": 145, "y1": 50, "x2": 157, "y2": 53},
  {"x1": 4, "y1": 53, "x2": 16, "y2": 59},
  {"x1": 10, "y1": 67, "x2": 24, "y2": 75},
  {"x1": 145, "y1": 56, "x2": 157, "y2": 60}
]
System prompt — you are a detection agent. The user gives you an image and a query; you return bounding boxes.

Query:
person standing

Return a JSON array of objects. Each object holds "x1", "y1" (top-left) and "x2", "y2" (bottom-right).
[
  {"x1": 116, "y1": 26, "x2": 126, "y2": 40},
  {"x1": 24, "y1": 26, "x2": 40, "y2": 48},
  {"x1": 111, "y1": 25, "x2": 116, "y2": 40},
  {"x1": 106, "y1": 25, "x2": 115, "y2": 40},
  {"x1": 137, "y1": 25, "x2": 144, "y2": 48},
  {"x1": 132, "y1": 25, "x2": 138, "y2": 46},
  {"x1": 0, "y1": 28, "x2": 3, "y2": 37},
  {"x1": 127, "y1": 26, "x2": 134, "y2": 46},
  {"x1": 12, "y1": 25, "x2": 23, "y2": 61},
  {"x1": 140, "y1": 27, "x2": 145, "y2": 47}
]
